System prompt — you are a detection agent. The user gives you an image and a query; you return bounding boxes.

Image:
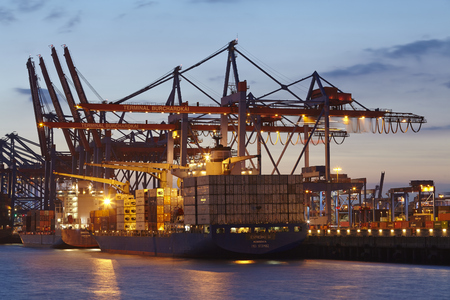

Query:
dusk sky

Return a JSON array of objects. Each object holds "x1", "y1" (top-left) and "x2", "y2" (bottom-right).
[{"x1": 1, "y1": 0, "x2": 449, "y2": 195}]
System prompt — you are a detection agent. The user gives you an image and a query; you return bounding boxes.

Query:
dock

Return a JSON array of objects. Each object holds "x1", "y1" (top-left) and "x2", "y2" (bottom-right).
[{"x1": 298, "y1": 228, "x2": 450, "y2": 265}]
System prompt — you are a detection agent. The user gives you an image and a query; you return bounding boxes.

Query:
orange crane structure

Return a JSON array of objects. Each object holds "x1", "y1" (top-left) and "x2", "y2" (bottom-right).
[{"x1": 33, "y1": 40, "x2": 425, "y2": 223}]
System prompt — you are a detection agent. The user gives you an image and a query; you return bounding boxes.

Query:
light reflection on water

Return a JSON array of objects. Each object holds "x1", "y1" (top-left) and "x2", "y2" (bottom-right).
[
  {"x1": 1, "y1": 244, "x2": 450, "y2": 300},
  {"x1": 91, "y1": 259, "x2": 121, "y2": 299}
]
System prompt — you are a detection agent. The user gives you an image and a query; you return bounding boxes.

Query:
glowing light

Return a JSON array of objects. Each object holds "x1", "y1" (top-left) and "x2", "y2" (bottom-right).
[
  {"x1": 234, "y1": 260, "x2": 255, "y2": 265},
  {"x1": 103, "y1": 198, "x2": 111, "y2": 205},
  {"x1": 368, "y1": 229, "x2": 372, "y2": 233},
  {"x1": 429, "y1": 229, "x2": 433, "y2": 233},
  {"x1": 379, "y1": 229, "x2": 382, "y2": 233},
  {"x1": 402, "y1": 229, "x2": 406, "y2": 233},
  {"x1": 390, "y1": 229, "x2": 394, "y2": 233}
]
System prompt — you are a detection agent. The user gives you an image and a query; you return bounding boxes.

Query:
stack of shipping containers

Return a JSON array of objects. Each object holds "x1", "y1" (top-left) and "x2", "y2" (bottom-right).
[
  {"x1": 183, "y1": 175, "x2": 305, "y2": 225},
  {"x1": 135, "y1": 189, "x2": 147, "y2": 230},
  {"x1": 115, "y1": 194, "x2": 137, "y2": 230},
  {"x1": 23, "y1": 210, "x2": 55, "y2": 232}
]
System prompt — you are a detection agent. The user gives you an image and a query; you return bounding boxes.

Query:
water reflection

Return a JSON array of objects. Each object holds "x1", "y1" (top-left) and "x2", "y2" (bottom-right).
[{"x1": 91, "y1": 258, "x2": 121, "y2": 299}]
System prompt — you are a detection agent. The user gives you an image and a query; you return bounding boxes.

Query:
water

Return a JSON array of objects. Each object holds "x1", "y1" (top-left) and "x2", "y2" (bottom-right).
[{"x1": 1, "y1": 244, "x2": 450, "y2": 300}]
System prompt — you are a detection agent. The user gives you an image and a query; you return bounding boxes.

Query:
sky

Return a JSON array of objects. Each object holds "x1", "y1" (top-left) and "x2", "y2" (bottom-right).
[{"x1": 0, "y1": 0, "x2": 449, "y2": 195}]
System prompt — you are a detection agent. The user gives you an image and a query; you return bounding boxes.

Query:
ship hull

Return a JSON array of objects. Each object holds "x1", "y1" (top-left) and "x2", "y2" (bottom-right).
[
  {"x1": 19, "y1": 231, "x2": 67, "y2": 248},
  {"x1": 61, "y1": 229, "x2": 98, "y2": 248},
  {"x1": 94, "y1": 223, "x2": 307, "y2": 258}
]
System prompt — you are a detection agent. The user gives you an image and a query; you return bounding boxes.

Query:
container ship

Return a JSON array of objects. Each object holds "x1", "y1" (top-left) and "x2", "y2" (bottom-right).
[
  {"x1": 90, "y1": 145, "x2": 307, "y2": 258},
  {"x1": 19, "y1": 180, "x2": 101, "y2": 248}
]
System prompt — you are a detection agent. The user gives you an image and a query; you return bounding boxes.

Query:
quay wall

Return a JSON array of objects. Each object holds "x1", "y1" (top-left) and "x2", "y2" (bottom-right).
[{"x1": 297, "y1": 229, "x2": 450, "y2": 265}]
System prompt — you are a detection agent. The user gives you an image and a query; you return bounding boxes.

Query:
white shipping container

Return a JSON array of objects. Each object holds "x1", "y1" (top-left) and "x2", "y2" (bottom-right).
[
  {"x1": 215, "y1": 184, "x2": 225, "y2": 195},
  {"x1": 197, "y1": 214, "x2": 210, "y2": 225},
  {"x1": 136, "y1": 205, "x2": 146, "y2": 214},
  {"x1": 184, "y1": 196, "x2": 196, "y2": 206},
  {"x1": 116, "y1": 222, "x2": 125, "y2": 230},
  {"x1": 197, "y1": 204, "x2": 211, "y2": 215},
  {"x1": 115, "y1": 199, "x2": 124, "y2": 207},
  {"x1": 184, "y1": 205, "x2": 196, "y2": 215},
  {"x1": 184, "y1": 214, "x2": 196, "y2": 225},
  {"x1": 183, "y1": 186, "x2": 196, "y2": 197},
  {"x1": 136, "y1": 213, "x2": 146, "y2": 222},
  {"x1": 136, "y1": 221, "x2": 146, "y2": 230},
  {"x1": 183, "y1": 177, "x2": 196, "y2": 188},
  {"x1": 135, "y1": 189, "x2": 146, "y2": 198},
  {"x1": 135, "y1": 197, "x2": 146, "y2": 206},
  {"x1": 197, "y1": 185, "x2": 210, "y2": 195}
]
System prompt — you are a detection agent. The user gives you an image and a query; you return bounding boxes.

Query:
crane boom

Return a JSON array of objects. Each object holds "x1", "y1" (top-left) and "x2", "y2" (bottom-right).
[
  {"x1": 86, "y1": 162, "x2": 189, "y2": 188},
  {"x1": 53, "y1": 171, "x2": 130, "y2": 194}
]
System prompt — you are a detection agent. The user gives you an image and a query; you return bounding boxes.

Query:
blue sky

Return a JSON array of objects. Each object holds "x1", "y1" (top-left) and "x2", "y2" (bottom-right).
[{"x1": 1, "y1": 0, "x2": 449, "y2": 194}]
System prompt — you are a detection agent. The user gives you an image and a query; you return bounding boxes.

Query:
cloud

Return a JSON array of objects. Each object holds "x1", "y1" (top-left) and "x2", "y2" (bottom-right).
[
  {"x1": 16, "y1": 0, "x2": 46, "y2": 13},
  {"x1": 134, "y1": 1, "x2": 158, "y2": 9},
  {"x1": 323, "y1": 62, "x2": 399, "y2": 77},
  {"x1": 58, "y1": 11, "x2": 81, "y2": 33},
  {"x1": 421, "y1": 124, "x2": 450, "y2": 131},
  {"x1": 16, "y1": 87, "x2": 52, "y2": 105},
  {"x1": 444, "y1": 81, "x2": 450, "y2": 89},
  {"x1": 44, "y1": 7, "x2": 65, "y2": 21},
  {"x1": 368, "y1": 38, "x2": 450, "y2": 60},
  {"x1": 0, "y1": 7, "x2": 16, "y2": 24}
]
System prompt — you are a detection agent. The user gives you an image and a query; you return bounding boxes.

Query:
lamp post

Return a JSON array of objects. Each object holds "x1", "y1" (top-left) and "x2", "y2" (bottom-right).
[{"x1": 333, "y1": 167, "x2": 342, "y2": 226}]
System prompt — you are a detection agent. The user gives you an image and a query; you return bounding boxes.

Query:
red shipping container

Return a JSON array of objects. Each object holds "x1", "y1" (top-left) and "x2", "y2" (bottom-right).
[
  {"x1": 438, "y1": 214, "x2": 450, "y2": 221},
  {"x1": 425, "y1": 221, "x2": 434, "y2": 228},
  {"x1": 371, "y1": 222, "x2": 379, "y2": 229},
  {"x1": 379, "y1": 222, "x2": 387, "y2": 229},
  {"x1": 340, "y1": 221, "x2": 349, "y2": 227},
  {"x1": 394, "y1": 222, "x2": 402, "y2": 229}
]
